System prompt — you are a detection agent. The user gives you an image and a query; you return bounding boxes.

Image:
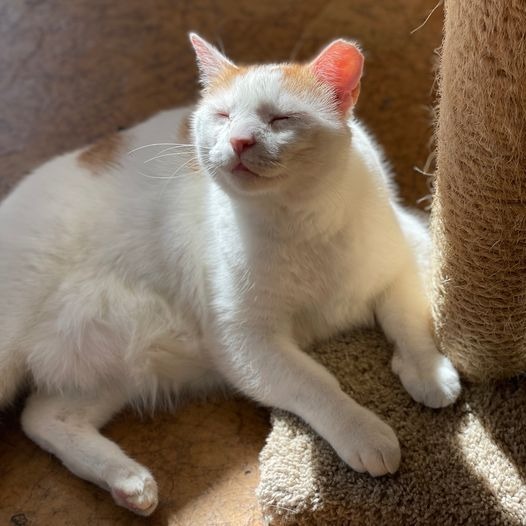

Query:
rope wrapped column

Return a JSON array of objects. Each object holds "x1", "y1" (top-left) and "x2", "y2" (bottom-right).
[{"x1": 431, "y1": 0, "x2": 526, "y2": 381}]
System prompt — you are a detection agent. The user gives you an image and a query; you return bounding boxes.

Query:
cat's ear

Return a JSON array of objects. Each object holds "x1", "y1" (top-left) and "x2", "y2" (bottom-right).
[
  {"x1": 189, "y1": 33, "x2": 236, "y2": 86},
  {"x1": 310, "y1": 39, "x2": 364, "y2": 113}
]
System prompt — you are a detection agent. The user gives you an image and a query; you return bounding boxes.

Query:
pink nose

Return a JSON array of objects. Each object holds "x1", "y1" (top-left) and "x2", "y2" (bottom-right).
[{"x1": 230, "y1": 136, "x2": 255, "y2": 156}]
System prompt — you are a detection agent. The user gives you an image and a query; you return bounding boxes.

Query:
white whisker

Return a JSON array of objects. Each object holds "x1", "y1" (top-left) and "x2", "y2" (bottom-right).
[
  {"x1": 155, "y1": 144, "x2": 196, "y2": 156},
  {"x1": 128, "y1": 142, "x2": 209, "y2": 154},
  {"x1": 168, "y1": 157, "x2": 198, "y2": 178},
  {"x1": 139, "y1": 171, "x2": 196, "y2": 180},
  {"x1": 139, "y1": 158, "x2": 198, "y2": 181},
  {"x1": 127, "y1": 143, "x2": 183, "y2": 154},
  {"x1": 138, "y1": 171, "x2": 181, "y2": 180},
  {"x1": 143, "y1": 151, "x2": 196, "y2": 164}
]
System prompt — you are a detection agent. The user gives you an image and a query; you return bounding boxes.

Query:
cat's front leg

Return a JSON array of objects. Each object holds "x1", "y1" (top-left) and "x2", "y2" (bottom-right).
[
  {"x1": 213, "y1": 326, "x2": 400, "y2": 476},
  {"x1": 375, "y1": 270, "x2": 461, "y2": 408}
]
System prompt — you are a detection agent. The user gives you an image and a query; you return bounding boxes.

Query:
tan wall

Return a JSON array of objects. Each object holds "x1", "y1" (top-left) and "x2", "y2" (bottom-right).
[{"x1": 1, "y1": 0, "x2": 442, "y2": 204}]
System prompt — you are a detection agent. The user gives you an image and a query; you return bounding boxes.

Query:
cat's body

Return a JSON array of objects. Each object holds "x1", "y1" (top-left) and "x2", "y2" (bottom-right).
[{"x1": 0, "y1": 35, "x2": 460, "y2": 515}]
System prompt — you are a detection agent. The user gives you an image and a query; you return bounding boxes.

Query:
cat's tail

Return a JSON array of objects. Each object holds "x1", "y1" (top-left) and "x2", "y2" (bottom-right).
[{"x1": 0, "y1": 348, "x2": 26, "y2": 410}]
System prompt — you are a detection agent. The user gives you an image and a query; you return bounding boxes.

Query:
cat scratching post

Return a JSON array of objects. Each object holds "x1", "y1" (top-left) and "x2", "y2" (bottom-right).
[{"x1": 431, "y1": 1, "x2": 526, "y2": 381}]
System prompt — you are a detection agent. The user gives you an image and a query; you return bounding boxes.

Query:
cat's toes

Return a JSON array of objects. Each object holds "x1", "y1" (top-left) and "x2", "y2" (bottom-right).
[
  {"x1": 109, "y1": 467, "x2": 158, "y2": 516},
  {"x1": 393, "y1": 351, "x2": 461, "y2": 409},
  {"x1": 339, "y1": 410, "x2": 401, "y2": 477}
]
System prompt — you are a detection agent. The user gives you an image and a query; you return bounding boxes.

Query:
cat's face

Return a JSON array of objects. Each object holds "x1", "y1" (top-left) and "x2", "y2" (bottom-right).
[{"x1": 190, "y1": 34, "x2": 363, "y2": 199}]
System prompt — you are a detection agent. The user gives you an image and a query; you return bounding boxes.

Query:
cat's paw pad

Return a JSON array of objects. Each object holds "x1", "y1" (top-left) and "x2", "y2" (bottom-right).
[
  {"x1": 109, "y1": 467, "x2": 158, "y2": 516},
  {"x1": 339, "y1": 411, "x2": 401, "y2": 477},
  {"x1": 393, "y1": 351, "x2": 461, "y2": 409}
]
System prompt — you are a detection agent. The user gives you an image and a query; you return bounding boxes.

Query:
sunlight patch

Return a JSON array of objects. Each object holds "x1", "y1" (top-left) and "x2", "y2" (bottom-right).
[{"x1": 458, "y1": 413, "x2": 526, "y2": 515}]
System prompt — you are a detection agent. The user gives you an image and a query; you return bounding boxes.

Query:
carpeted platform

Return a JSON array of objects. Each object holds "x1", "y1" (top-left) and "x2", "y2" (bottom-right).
[{"x1": 258, "y1": 329, "x2": 526, "y2": 525}]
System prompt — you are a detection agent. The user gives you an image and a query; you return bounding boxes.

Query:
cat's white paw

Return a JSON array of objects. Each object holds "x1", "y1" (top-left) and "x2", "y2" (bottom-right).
[
  {"x1": 108, "y1": 466, "x2": 158, "y2": 516},
  {"x1": 336, "y1": 408, "x2": 401, "y2": 477},
  {"x1": 393, "y1": 350, "x2": 461, "y2": 409}
]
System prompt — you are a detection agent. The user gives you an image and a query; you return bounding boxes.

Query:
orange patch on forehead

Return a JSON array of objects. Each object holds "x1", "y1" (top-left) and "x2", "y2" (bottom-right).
[
  {"x1": 206, "y1": 65, "x2": 247, "y2": 93},
  {"x1": 281, "y1": 64, "x2": 326, "y2": 98},
  {"x1": 78, "y1": 133, "x2": 125, "y2": 174},
  {"x1": 206, "y1": 62, "x2": 326, "y2": 101}
]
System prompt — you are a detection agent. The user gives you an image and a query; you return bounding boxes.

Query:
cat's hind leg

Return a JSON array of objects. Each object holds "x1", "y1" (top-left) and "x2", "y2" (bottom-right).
[{"x1": 21, "y1": 390, "x2": 158, "y2": 515}]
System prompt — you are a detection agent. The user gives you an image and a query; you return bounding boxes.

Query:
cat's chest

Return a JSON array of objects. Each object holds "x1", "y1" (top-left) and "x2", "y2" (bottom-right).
[
  {"x1": 252, "y1": 230, "x2": 371, "y2": 308},
  {"x1": 247, "y1": 227, "x2": 394, "y2": 342},
  {"x1": 281, "y1": 236, "x2": 382, "y2": 344},
  {"x1": 214, "y1": 210, "x2": 397, "y2": 338}
]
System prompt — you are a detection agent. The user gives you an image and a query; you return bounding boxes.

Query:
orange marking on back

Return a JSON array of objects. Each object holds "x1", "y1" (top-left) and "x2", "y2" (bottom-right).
[{"x1": 78, "y1": 133, "x2": 125, "y2": 174}]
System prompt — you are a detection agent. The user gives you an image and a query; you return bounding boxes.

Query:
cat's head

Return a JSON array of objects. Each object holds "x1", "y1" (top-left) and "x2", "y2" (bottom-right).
[{"x1": 190, "y1": 34, "x2": 363, "y2": 200}]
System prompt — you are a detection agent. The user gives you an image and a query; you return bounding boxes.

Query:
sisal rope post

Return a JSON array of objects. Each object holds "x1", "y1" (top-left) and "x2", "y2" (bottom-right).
[{"x1": 431, "y1": 0, "x2": 526, "y2": 381}]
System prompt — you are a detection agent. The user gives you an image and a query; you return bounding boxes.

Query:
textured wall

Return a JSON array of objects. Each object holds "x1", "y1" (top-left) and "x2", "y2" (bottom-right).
[{"x1": 1, "y1": 0, "x2": 442, "y2": 205}]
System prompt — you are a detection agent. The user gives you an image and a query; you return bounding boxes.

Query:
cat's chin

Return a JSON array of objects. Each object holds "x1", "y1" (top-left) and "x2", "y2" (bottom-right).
[
  {"x1": 232, "y1": 162, "x2": 262, "y2": 180},
  {"x1": 218, "y1": 166, "x2": 283, "y2": 195}
]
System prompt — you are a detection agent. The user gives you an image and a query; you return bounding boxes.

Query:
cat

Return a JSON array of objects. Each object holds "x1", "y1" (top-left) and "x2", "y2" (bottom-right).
[{"x1": 0, "y1": 33, "x2": 461, "y2": 515}]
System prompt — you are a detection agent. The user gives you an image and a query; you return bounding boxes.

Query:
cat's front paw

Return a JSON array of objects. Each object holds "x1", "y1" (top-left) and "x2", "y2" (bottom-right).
[
  {"x1": 107, "y1": 465, "x2": 158, "y2": 516},
  {"x1": 336, "y1": 408, "x2": 401, "y2": 477},
  {"x1": 393, "y1": 350, "x2": 461, "y2": 409}
]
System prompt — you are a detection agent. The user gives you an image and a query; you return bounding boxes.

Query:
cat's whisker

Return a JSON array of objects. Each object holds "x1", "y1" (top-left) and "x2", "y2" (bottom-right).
[
  {"x1": 167, "y1": 156, "x2": 199, "y2": 179},
  {"x1": 138, "y1": 172, "x2": 178, "y2": 180},
  {"x1": 141, "y1": 157, "x2": 200, "y2": 181},
  {"x1": 127, "y1": 143, "x2": 185, "y2": 154},
  {"x1": 140, "y1": 172, "x2": 196, "y2": 180},
  {"x1": 139, "y1": 162, "x2": 198, "y2": 180},
  {"x1": 128, "y1": 142, "x2": 210, "y2": 155},
  {"x1": 143, "y1": 151, "x2": 196, "y2": 164},
  {"x1": 155, "y1": 144, "x2": 197, "y2": 156},
  {"x1": 153, "y1": 143, "x2": 211, "y2": 155}
]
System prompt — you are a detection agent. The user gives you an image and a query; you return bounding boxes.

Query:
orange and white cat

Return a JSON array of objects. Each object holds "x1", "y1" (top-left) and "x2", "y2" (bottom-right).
[{"x1": 0, "y1": 34, "x2": 460, "y2": 515}]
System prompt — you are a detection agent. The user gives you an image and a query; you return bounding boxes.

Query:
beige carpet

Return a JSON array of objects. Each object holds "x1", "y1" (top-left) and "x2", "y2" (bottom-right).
[{"x1": 257, "y1": 329, "x2": 526, "y2": 525}]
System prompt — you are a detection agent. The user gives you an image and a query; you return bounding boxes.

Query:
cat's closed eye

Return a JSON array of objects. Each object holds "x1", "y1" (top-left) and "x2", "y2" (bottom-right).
[{"x1": 269, "y1": 115, "x2": 290, "y2": 124}]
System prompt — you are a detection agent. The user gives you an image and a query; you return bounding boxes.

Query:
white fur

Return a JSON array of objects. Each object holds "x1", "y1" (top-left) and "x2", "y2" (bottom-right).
[{"x1": 0, "y1": 56, "x2": 460, "y2": 514}]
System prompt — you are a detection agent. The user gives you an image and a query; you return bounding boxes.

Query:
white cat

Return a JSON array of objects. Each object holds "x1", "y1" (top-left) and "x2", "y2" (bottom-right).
[{"x1": 0, "y1": 34, "x2": 460, "y2": 515}]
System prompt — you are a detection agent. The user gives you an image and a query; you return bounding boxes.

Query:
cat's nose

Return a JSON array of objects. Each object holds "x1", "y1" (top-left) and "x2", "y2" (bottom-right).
[{"x1": 230, "y1": 136, "x2": 255, "y2": 156}]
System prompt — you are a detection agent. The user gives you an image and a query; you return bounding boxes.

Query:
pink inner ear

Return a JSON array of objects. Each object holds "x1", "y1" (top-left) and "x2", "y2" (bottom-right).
[
  {"x1": 190, "y1": 34, "x2": 219, "y2": 71},
  {"x1": 311, "y1": 40, "x2": 364, "y2": 113},
  {"x1": 190, "y1": 33, "x2": 233, "y2": 84}
]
